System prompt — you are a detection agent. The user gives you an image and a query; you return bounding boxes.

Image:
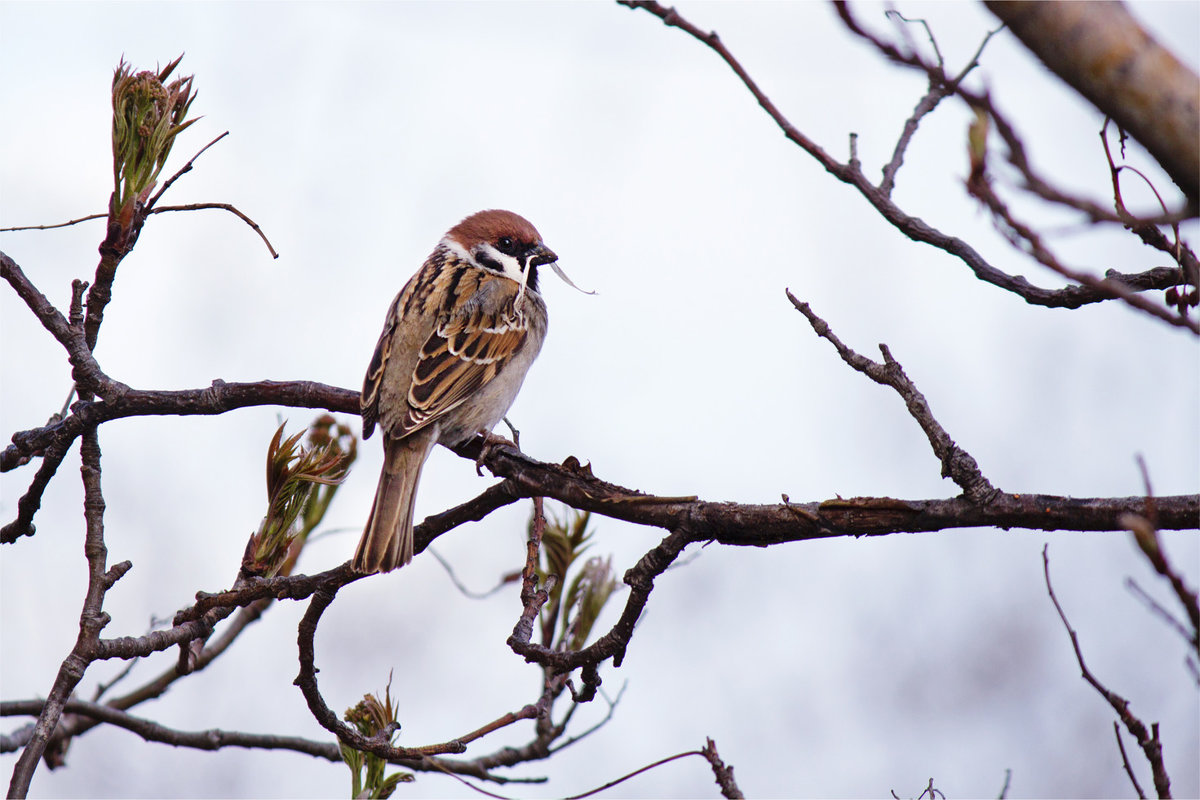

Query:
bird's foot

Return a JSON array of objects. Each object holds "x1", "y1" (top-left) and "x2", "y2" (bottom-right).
[{"x1": 475, "y1": 430, "x2": 517, "y2": 476}]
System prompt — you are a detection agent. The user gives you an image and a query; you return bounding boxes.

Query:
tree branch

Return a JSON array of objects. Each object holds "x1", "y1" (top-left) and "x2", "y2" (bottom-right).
[
  {"x1": 787, "y1": 292, "x2": 998, "y2": 504},
  {"x1": 8, "y1": 428, "x2": 128, "y2": 796},
  {"x1": 619, "y1": 1, "x2": 1193, "y2": 324},
  {"x1": 0, "y1": 251, "x2": 131, "y2": 402},
  {"x1": 878, "y1": 11, "x2": 1001, "y2": 197},
  {"x1": 3, "y1": 379, "x2": 358, "y2": 474},
  {"x1": 1042, "y1": 545, "x2": 1173, "y2": 798},
  {"x1": 1, "y1": 699, "x2": 341, "y2": 762},
  {"x1": 1, "y1": 439, "x2": 70, "y2": 543},
  {"x1": 150, "y1": 203, "x2": 278, "y2": 259},
  {"x1": 984, "y1": 1, "x2": 1199, "y2": 208}
]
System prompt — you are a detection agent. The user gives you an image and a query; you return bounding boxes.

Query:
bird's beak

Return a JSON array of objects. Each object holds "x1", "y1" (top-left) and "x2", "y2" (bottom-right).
[
  {"x1": 529, "y1": 244, "x2": 558, "y2": 268},
  {"x1": 515, "y1": 245, "x2": 556, "y2": 306}
]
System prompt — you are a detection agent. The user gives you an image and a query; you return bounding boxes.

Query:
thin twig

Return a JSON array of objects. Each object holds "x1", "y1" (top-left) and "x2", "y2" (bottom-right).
[
  {"x1": 1, "y1": 440, "x2": 70, "y2": 543},
  {"x1": 1125, "y1": 579, "x2": 1194, "y2": 648},
  {"x1": 1114, "y1": 721, "x2": 1147, "y2": 799},
  {"x1": 427, "y1": 547, "x2": 518, "y2": 600},
  {"x1": 145, "y1": 132, "x2": 229, "y2": 210},
  {"x1": 0, "y1": 213, "x2": 107, "y2": 233},
  {"x1": 0, "y1": 251, "x2": 131, "y2": 401},
  {"x1": 1102, "y1": 119, "x2": 1199, "y2": 293},
  {"x1": 293, "y1": 583, "x2": 467, "y2": 760},
  {"x1": 1123, "y1": 457, "x2": 1199, "y2": 656},
  {"x1": 560, "y1": 749, "x2": 707, "y2": 800},
  {"x1": 1042, "y1": 545, "x2": 1173, "y2": 798},
  {"x1": 1, "y1": 698, "x2": 341, "y2": 762},
  {"x1": 997, "y1": 767, "x2": 1012, "y2": 799},
  {"x1": 787, "y1": 291, "x2": 998, "y2": 503},
  {"x1": 966, "y1": 161, "x2": 1198, "y2": 334},
  {"x1": 878, "y1": 13, "x2": 1000, "y2": 196},
  {"x1": 700, "y1": 737, "x2": 744, "y2": 799},
  {"x1": 150, "y1": 202, "x2": 278, "y2": 258},
  {"x1": 621, "y1": 1, "x2": 1194, "y2": 324}
]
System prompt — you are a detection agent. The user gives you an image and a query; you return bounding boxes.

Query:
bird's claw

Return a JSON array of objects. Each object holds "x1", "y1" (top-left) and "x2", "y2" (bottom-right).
[{"x1": 475, "y1": 431, "x2": 517, "y2": 476}]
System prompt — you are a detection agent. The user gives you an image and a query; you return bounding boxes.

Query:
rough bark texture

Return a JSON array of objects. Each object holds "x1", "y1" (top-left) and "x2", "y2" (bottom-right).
[{"x1": 985, "y1": 1, "x2": 1200, "y2": 207}]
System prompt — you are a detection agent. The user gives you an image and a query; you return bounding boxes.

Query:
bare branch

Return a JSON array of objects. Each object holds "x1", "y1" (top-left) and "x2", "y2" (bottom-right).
[
  {"x1": 965, "y1": 143, "x2": 1199, "y2": 334},
  {"x1": 1, "y1": 439, "x2": 70, "y2": 543},
  {"x1": 1100, "y1": 120, "x2": 1200, "y2": 294},
  {"x1": 560, "y1": 748, "x2": 707, "y2": 800},
  {"x1": 0, "y1": 213, "x2": 107, "y2": 233},
  {"x1": 428, "y1": 546, "x2": 520, "y2": 600},
  {"x1": 150, "y1": 202, "x2": 279, "y2": 259},
  {"x1": 0, "y1": 251, "x2": 131, "y2": 401},
  {"x1": 6, "y1": 372, "x2": 1197, "y2": 551},
  {"x1": 145, "y1": 132, "x2": 230, "y2": 210},
  {"x1": 1, "y1": 698, "x2": 341, "y2": 761},
  {"x1": 879, "y1": 13, "x2": 1001, "y2": 197},
  {"x1": 1125, "y1": 579, "x2": 1195, "y2": 654},
  {"x1": 700, "y1": 737, "x2": 744, "y2": 799},
  {"x1": 1114, "y1": 721, "x2": 1148, "y2": 800},
  {"x1": 620, "y1": 1, "x2": 1194, "y2": 325},
  {"x1": 1123, "y1": 457, "x2": 1200, "y2": 656},
  {"x1": 293, "y1": 582, "x2": 468, "y2": 761},
  {"x1": 8, "y1": 428, "x2": 126, "y2": 794},
  {"x1": 1042, "y1": 545, "x2": 1173, "y2": 798},
  {"x1": 984, "y1": 1, "x2": 1199, "y2": 207},
  {"x1": 3, "y1": 378, "x2": 358, "y2": 474},
  {"x1": 787, "y1": 291, "x2": 998, "y2": 503}
]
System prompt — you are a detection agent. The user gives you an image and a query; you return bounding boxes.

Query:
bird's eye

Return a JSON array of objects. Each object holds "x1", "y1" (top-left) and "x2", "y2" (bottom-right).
[{"x1": 496, "y1": 236, "x2": 517, "y2": 255}]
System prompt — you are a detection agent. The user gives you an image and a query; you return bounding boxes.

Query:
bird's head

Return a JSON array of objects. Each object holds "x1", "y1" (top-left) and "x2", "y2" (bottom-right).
[{"x1": 443, "y1": 209, "x2": 557, "y2": 301}]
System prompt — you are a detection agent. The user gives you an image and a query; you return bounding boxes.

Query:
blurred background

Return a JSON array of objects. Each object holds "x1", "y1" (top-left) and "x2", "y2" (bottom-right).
[{"x1": 1, "y1": 2, "x2": 1197, "y2": 797}]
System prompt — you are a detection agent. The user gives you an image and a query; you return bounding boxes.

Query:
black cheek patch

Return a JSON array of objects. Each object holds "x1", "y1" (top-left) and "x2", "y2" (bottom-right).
[{"x1": 474, "y1": 250, "x2": 504, "y2": 273}]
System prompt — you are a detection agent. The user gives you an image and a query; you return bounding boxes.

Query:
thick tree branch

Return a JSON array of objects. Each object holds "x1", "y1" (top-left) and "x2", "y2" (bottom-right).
[
  {"x1": 2, "y1": 379, "x2": 359, "y2": 474},
  {"x1": 293, "y1": 582, "x2": 471, "y2": 761},
  {"x1": 0, "y1": 252, "x2": 130, "y2": 401},
  {"x1": 833, "y1": 3, "x2": 1199, "y2": 292},
  {"x1": 8, "y1": 429, "x2": 127, "y2": 797},
  {"x1": 984, "y1": 1, "x2": 1199, "y2": 208},
  {"x1": 457, "y1": 438, "x2": 1200, "y2": 537}
]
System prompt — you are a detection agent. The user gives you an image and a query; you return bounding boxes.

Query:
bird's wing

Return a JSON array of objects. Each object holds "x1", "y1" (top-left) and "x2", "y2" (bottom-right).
[
  {"x1": 360, "y1": 291, "x2": 402, "y2": 440},
  {"x1": 397, "y1": 279, "x2": 528, "y2": 438}
]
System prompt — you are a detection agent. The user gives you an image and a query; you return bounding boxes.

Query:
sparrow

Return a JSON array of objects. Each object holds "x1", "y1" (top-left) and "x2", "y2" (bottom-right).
[{"x1": 353, "y1": 209, "x2": 556, "y2": 574}]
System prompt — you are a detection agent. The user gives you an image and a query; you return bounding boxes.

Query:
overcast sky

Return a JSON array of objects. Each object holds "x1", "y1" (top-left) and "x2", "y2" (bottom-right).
[{"x1": 2, "y1": 2, "x2": 1198, "y2": 798}]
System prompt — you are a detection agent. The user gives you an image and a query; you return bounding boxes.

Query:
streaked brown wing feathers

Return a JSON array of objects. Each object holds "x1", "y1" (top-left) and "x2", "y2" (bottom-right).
[
  {"x1": 399, "y1": 312, "x2": 527, "y2": 437},
  {"x1": 360, "y1": 293, "x2": 402, "y2": 440}
]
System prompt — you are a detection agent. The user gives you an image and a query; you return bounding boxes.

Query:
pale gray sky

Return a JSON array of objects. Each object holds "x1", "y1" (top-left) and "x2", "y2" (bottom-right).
[{"x1": 2, "y1": 2, "x2": 1197, "y2": 797}]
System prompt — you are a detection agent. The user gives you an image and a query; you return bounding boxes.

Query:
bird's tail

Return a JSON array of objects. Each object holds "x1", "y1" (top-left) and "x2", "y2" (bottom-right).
[{"x1": 353, "y1": 432, "x2": 436, "y2": 573}]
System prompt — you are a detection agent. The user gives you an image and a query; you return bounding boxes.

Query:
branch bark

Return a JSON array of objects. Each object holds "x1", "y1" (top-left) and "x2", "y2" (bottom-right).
[
  {"x1": 985, "y1": 1, "x2": 1200, "y2": 208},
  {"x1": 618, "y1": 2, "x2": 1195, "y2": 330}
]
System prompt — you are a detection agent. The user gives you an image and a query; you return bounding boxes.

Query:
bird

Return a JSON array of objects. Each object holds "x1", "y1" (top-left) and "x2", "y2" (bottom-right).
[{"x1": 353, "y1": 209, "x2": 557, "y2": 574}]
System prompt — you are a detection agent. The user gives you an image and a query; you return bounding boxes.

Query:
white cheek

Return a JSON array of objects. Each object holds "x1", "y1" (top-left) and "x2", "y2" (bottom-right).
[
  {"x1": 476, "y1": 243, "x2": 526, "y2": 282},
  {"x1": 441, "y1": 237, "x2": 474, "y2": 264}
]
